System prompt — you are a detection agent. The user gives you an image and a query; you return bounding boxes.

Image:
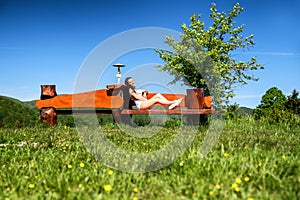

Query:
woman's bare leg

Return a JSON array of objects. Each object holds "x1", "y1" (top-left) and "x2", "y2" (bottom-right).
[
  {"x1": 139, "y1": 93, "x2": 177, "y2": 109},
  {"x1": 151, "y1": 93, "x2": 176, "y2": 104}
]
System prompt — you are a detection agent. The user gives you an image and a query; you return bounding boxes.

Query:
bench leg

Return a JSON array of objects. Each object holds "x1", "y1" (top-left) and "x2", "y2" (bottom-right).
[
  {"x1": 111, "y1": 108, "x2": 123, "y2": 124},
  {"x1": 112, "y1": 109, "x2": 136, "y2": 126},
  {"x1": 121, "y1": 114, "x2": 135, "y2": 125},
  {"x1": 187, "y1": 114, "x2": 208, "y2": 125},
  {"x1": 40, "y1": 107, "x2": 57, "y2": 126},
  {"x1": 39, "y1": 85, "x2": 57, "y2": 126}
]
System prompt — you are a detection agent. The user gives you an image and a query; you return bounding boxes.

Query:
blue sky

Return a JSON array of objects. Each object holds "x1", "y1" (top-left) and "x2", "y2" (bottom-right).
[{"x1": 0, "y1": 0, "x2": 299, "y2": 108}]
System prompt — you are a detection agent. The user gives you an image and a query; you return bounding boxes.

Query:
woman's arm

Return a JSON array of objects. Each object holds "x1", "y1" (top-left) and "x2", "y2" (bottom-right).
[
  {"x1": 142, "y1": 90, "x2": 148, "y2": 98},
  {"x1": 129, "y1": 89, "x2": 147, "y2": 101}
]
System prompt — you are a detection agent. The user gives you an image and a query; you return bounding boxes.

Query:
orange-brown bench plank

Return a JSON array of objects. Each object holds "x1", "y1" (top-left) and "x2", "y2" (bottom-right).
[
  {"x1": 36, "y1": 89, "x2": 123, "y2": 109},
  {"x1": 121, "y1": 108, "x2": 215, "y2": 115}
]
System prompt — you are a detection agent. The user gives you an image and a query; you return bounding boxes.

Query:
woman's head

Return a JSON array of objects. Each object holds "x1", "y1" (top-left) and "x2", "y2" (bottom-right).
[{"x1": 125, "y1": 77, "x2": 135, "y2": 88}]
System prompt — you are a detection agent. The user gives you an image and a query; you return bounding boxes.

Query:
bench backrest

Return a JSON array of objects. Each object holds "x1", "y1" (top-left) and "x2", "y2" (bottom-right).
[
  {"x1": 36, "y1": 85, "x2": 210, "y2": 110},
  {"x1": 36, "y1": 89, "x2": 123, "y2": 109}
]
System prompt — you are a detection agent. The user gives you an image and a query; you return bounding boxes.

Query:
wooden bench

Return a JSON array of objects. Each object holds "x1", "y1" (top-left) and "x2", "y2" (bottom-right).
[{"x1": 36, "y1": 85, "x2": 215, "y2": 126}]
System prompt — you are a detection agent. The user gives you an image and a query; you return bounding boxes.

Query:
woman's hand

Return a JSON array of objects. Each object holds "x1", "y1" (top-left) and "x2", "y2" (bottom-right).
[{"x1": 142, "y1": 90, "x2": 148, "y2": 99}]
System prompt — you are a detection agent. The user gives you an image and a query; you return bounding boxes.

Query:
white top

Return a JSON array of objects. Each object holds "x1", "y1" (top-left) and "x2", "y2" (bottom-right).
[{"x1": 129, "y1": 88, "x2": 147, "y2": 109}]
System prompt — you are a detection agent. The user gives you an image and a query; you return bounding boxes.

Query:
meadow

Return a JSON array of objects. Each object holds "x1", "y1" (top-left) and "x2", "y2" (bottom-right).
[{"x1": 0, "y1": 117, "x2": 299, "y2": 200}]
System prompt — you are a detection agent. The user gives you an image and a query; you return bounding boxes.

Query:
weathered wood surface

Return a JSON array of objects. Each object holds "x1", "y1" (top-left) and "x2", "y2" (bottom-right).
[
  {"x1": 55, "y1": 109, "x2": 114, "y2": 114},
  {"x1": 36, "y1": 89, "x2": 123, "y2": 109},
  {"x1": 40, "y1": 85, "x2": 57, "y2": 100},
  {"x1": 40, "y1": 107, "x2": 57, "y2": 126},
  {"x1": 186, "y1": 88, "x2": 204, "y2": 109},
  {"x1": 40, "y1": 85, "x2": 58, "y2": 126},
  {"x1": 204, "y1": 96, "x2": 212, "y2": 108}
]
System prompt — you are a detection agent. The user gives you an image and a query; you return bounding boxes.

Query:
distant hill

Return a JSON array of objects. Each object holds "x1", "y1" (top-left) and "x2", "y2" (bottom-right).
[
  {"x1": 22, "y1": 100, "x2": 38, "y2": 110},
  {"x1": 236, "y1": 106, "x2": 254, "y2": 116},
  {"x1": 0, "y1": 96, "x2": 39, "y2": 128}
]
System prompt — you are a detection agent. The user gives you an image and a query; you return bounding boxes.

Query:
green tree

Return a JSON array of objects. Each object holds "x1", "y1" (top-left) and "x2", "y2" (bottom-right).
[
  {"x1": 285, "y1": 89, "x2": 300, "y2": 115},
  {"x1": 156, "y1": 3, "x2": 263, "y2": 108},
  {"x1": 226, "y1": 103, "x2": 239, "y2": 119},
  {"x1": 258, "y1": 87, "x2": 287, "y2": 109},
  {"x1": 254, "y1": 87, "x2": 287, "y2": 122}
]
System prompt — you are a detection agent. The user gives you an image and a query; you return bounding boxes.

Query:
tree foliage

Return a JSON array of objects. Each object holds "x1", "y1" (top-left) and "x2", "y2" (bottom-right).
[
  {"x1": 254, "y1": 87, "x2": 300, "y2": 125},
  {"x1": 258, "y1": 87, "x2": 287, "y2": 110},
  {"x1": 155, "y1": 3, "x2": 263, "y2": 107},
  {"x1": 226, "y1": 103, "x2": 239, "y2": 119},
  {"x1": 226, "y1": 103, "x2": 254, "y2": 119},
  {"x1": 285, "y1": 89, "x2": 300, "y2": 115},
  {"x1": 254, "y1": 87, "x2": 287, "y2": 121}
]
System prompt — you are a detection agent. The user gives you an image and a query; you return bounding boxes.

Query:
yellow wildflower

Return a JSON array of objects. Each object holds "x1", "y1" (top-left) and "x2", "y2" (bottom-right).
[
  {"x1": 281, "y1": 155, "x2": 286, "y2": 159},
  {"x1": 215, "y1": 184, "x2": 221, "y2": 189},
  {"x1": 103, "y1": 184, "x2": 112, "y2": 192},
  {"x1": 208, "y1": 191, "x2": 213, "y2": 196},
  {"x1": 247, "y1": 198, "x2": 254, "y2": 200},
  {"x1": 223, "y1": 153, "x2": 229, "y2": 157},
  {"x1": 79, "y1": 162, "x2": 85, "y2": 168},
  {"x1": 133, "y1": 187, "x2": 138, "y2": 193},
  {"x1": 107, "y1": 170, "x2": 114, "y2": 175},
  {"x1": 244, "y1": 176, "x2": 250, "y2": 182},
  {"x1": 236, "y1": 178, "x2": 242, "y2": 184},
  {"x1": 28, "y1": 184, "x2": 35, "y2": 189},
  {"x1": 232, "y1": 183, "x2": 238, "y2": 189},
  {"x1": 133, "y1": 197, "x2": 138, "y2": 200},
  {"x1": 68, "y1": 164, "x2": 72, "y2": 169},
  {"x1": 179, "y1": 161, "x2": 184, "y2": 166}
]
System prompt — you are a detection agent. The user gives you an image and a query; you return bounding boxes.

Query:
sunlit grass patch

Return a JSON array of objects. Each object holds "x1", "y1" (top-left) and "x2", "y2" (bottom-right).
[{"x1": 0, "y1": 117, "x2": 299, "y2": 199}]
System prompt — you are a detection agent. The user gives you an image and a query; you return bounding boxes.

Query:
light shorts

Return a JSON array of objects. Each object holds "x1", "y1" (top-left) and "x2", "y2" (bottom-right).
[{"x1": 134, "y1": 100, "x2": 142, "y2": 109}]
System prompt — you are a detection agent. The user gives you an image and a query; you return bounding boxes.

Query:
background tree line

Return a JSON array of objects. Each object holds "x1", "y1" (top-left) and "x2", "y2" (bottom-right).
[{"x1": 226, "y1": 87, "x2": 300, "y2": 126}]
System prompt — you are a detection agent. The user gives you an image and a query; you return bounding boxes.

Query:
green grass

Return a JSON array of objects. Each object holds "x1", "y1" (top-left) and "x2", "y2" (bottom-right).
[{"x1": 0, "y1": 117, "x2": 299, "y2": 199}]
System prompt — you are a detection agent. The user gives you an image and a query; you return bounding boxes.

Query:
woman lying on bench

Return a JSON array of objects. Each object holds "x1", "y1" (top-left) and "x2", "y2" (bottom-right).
[{"x1": 124, "y1": 77, "x2": 182, "y2": 110}]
